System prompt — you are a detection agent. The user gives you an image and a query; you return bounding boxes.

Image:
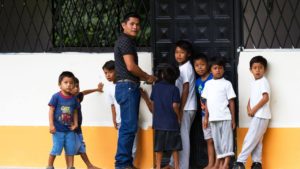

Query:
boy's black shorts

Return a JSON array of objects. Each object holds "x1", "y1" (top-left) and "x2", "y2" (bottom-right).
[{"x1": 154, "y1": 130, "x2": 182, "y2": 152}]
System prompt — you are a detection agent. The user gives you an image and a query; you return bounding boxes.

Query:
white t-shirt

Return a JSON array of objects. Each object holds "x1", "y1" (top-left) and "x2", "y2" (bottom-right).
[
  {"x1": 250, "y1": 76, "x2": 271, "y2": 119},
  {"x1": 175, "y1": 61, "x2": 197, "y2": 110},
  {"x1": 106, "y1": 83, "x2": 121, "y2": 123},
  {"x1": 202, "y1": 78, "x2": 236, "y2": 121}
]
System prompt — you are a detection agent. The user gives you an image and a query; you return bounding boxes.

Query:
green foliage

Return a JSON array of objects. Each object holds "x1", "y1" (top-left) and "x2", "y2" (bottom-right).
[{"x1": 53, "y1": 0, "x2": 151, "y2": 47}]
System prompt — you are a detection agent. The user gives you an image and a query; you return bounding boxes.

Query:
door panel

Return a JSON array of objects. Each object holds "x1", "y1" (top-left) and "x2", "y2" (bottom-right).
[{"x1": 152, "y1": 0, "x2": 239, "y2": 168}]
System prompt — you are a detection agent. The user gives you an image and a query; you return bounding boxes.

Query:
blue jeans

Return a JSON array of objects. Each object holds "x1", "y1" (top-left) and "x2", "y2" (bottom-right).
[{"x1": 115, "y1": 82, "x2": 140, "y2": 168}]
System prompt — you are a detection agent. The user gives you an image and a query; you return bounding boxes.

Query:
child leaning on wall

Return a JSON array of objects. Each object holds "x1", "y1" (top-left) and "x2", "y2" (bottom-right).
[{"x1": 232, "y1": 56, "x2": 271, "y2": 169}]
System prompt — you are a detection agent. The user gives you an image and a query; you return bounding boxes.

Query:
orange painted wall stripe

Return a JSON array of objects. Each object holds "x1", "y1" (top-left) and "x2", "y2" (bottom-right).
[
  {"x1": 0, "y1": 126, "x2": 153, "y2": 169},
  {"x1": 237, "y1": 128, "x2": 300, "y2": 169}
]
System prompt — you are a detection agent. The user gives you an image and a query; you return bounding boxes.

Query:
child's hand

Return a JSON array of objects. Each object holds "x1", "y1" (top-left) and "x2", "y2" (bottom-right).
[
  {"x1": 247, "y1": 108, "x2": 255, "y2": 117},
  {"x1": 140, "y1": 88, "x2": 149, "y2": 100},
  {"x1": 113, "y1": 121, "x2": 118, "y2": 130},
  {"x1": 200, "y1": 102, "x2": 205, "y2": 110},
  {"x1": 49, "y1": 125, "x2": 56, "y2": 134},
  {"x1": 232, "y1": 120, "x2": 236, "y2": 129},
  {"x1": 145, "y1": 75, "x2": 157, "y2": 84},
  {"x1": 247, "y1": 107, "x2": 251, "y2": 116},
  {"x1": 247, "y1": 102, "x2": 254, "y2": 117},
  {"x1": 177, "y1": 115, "x2": 182, "y2": 125},
  {"x1": 69, "y1": 124, "x2": 78, "y2": 131},
  {"x1": 98, "y1": 82, "x2": 104, "y2": 92}
]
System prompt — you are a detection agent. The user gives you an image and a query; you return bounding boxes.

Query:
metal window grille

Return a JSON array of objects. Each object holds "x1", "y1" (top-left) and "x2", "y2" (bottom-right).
[
  {"x1": 0, "y1": 0, "x2": 151, "y2": 52},
  {"x1": 242, "y1": 0, "x2": 300, "y2": 48}
]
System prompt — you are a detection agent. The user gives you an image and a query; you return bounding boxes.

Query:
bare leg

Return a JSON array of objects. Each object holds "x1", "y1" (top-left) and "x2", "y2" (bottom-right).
[
  {"x1": 212, "y1": 158, "x2": 220, "y2": 169},
  {"x1": 47, "y1": 155, "x2": 56, "y2": 167},
  {"x1": 155, "y1": 152, "x2": 163, "y2": 169},
  {"x1": 219, "y1": 159, "x2": 224, "y2": 169},
  {"x1": 221, "y1": 157, "x2": 230, "y2": 169},
  {"x1": 66, "y1": 155, "x2": 74, "y2": 168},
  {"x1": 172, "y1": 151, "x2": 179, "y2": 169},
  {"x1": 204, "y1": 139, "x2": 215, "y2": 169},
  {"x1": 80, "y1": 153, "x2": 101, "y2": 169}
]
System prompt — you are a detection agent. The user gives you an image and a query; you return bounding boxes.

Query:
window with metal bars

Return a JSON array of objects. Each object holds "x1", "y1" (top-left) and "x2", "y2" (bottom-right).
[
  {"x1": 242, "y1": 0, "x2": 300, "y2": 49},
  {"x1": 0, "y1": 0, "x2": 151, "y2": 52}
]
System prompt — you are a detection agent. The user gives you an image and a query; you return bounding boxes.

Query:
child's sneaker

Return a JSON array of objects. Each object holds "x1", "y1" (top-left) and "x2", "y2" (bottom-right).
[
  {"x1": 251, "y1": 162, "x2": 262, "y2": 169},
  {"x1": 232, "y1": 162, "x2": 245, "y2": 169},
  {"x1": 46, "y1": 167, "x2": 54, "y2": 169}
]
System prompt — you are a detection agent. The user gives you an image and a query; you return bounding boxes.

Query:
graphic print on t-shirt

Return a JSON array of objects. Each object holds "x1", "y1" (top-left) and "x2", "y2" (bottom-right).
[{"x1": 59, "y1": 106, "x2": 72, "y2": 125}]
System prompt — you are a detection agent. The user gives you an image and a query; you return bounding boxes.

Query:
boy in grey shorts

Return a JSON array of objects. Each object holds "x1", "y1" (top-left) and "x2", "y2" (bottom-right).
[
  {"x1": 202, "y1": 57, "x2": 236, "y2": 169},
  {"x1": 193, "y1": 54, "x2": 216, "y2": 169}
]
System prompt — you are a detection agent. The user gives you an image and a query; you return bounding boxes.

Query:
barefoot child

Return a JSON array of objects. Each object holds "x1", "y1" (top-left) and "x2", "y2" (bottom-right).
[
  {"x1": 193, "y1": 54, "x2": 216, "y2": 169},
  {"x1": 202, "y1": 57, "x2": 236, "y2": 169},
  {"x1": 72, "y1": 77, "x2": 103, "y2": 169}
]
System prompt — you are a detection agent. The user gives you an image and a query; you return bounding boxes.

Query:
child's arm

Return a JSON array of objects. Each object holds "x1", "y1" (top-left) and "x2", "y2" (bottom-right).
[
  {"x1": 249, "y1": 93, "x2": 269, "y2": 116},
  {"x1": 200, "y1": 97, "x2": 206, "y2": 110},
  {"x1": 247, "y1": 99, "x2": 252, "y2": 116},
  {"x1": 203, "y1": 101, "x2": 209, "y2": 129},
  {"x1": 81, "y1": 82, "x2": 104, "y2": 95},
  {"x1": 70, "y1": 109, "x2": 78, "y2": 131},
  {"x1": 180, "y1": 82, "x2": 189, "y2": 119},
  {"x1": 173, "y1": 102, "x2": 180, "y2": 123},
  {"x1": 140, "y1": 88, "x2": 153, "y2": 113},
  {"x1": 229, "y1": 99, "x2": 236, "y2": 129},
  {"x1": 111, "y1": 104, "x2": 118, "y2": 129},
  {"x1": 49, "y1": 106, "x2": 56, "y2": 134}
]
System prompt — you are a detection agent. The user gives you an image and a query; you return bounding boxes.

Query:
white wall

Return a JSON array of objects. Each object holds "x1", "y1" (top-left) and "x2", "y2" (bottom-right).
[
  {"x1": 0, "y1": 52, "x2": 153, "y2": 129},
  {"x1": 238, "y1": 50, "x2": 300, "y2": 128}
]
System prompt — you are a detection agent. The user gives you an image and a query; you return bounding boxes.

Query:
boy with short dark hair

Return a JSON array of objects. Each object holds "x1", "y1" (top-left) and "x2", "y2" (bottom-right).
[
  {"x1": 193, "y1": 54, "x2": 216, "y2": 169},
  {"x1": 169, "y1": 40, "x2": 197, "y2": 169},
  {"x1": 233, "y1": 56, "x2": 271, "y2": 169},
  {"x1": 202, "y1": 57, "x2": 236, "y2": 169},
  {"x1": 47, "y1": 71, "x2": 79, "y2": 169}
]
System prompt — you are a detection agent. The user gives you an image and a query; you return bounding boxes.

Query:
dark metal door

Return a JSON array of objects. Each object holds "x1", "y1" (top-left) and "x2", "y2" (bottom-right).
[{"x1": 151, "y1": 0, "x2": 241, "y2": 168}]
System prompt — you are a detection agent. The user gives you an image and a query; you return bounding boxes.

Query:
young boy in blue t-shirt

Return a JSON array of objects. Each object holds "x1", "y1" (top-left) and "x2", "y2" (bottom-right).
[
  {"x1": 47, "y1": 71, "x2": 79, "y2": 169},
  {"x1": 193, "y1": 54, "x2": 216, "y2": 169}
]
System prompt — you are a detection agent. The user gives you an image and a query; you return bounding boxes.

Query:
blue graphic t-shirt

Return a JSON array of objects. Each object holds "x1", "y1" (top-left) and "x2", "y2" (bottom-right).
[
  {"x1": 49, "y1": 92, "x2": 80, "y2": 132},
  {"x1": 195, "y1": 73, "x2": 213, "y2": 116}
]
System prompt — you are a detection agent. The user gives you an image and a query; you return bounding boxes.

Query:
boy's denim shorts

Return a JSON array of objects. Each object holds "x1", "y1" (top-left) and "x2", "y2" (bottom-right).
[
  {"x1": 75, "y1": 133, "x2": 86, "y2": 154},
  {"x1": 50, "y1": 131, "x2": 76, "y2": 156}
]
